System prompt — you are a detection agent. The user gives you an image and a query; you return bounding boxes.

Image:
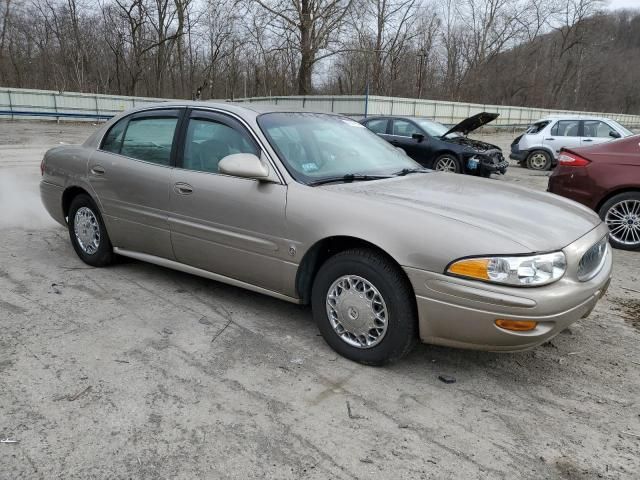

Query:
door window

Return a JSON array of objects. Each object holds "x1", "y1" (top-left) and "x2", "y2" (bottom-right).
[
  {"x1": 364, "y1": 118, "x2": 388, "y2": 134},
  {"x1": 392, "y1": 119, "x2": 422, "y2": 137},
  {"x1": 120, "y1": 117, "x2": 178, "y2": 165},
  {"x1": 582, "y1": 120, "x2": 616, "y2": 138},
  {"x1": 550, "y1": 120, "x2": 580, "y2": 137},
  {"x1": 182, "y1": 118, "x2": 258, "y2": 174}
]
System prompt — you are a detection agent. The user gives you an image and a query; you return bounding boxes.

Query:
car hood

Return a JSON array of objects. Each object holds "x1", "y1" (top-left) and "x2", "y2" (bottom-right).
[
  {"x1": 440, "y1": 136, "x2": 501, "y2": 152},
  {"x1": 325, "y1": 173, "x2": 601, "y2": 252},
  {"x1": 442, "y1": 112, "x2": 499, "y2": 137}
]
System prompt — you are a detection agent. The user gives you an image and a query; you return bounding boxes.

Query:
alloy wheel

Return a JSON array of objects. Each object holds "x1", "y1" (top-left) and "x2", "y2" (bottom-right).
[
  {"x1": 435, "y1": 157, "x2": 457, "y2": 172},
  {"x1": 605, "y1": 199, "x2": 640, "y2": 247}
]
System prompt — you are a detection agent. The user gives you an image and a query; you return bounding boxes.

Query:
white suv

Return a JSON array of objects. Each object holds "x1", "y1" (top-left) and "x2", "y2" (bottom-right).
[{"x1": 510, "y1": 116, "x2": 633, "y2": 170}]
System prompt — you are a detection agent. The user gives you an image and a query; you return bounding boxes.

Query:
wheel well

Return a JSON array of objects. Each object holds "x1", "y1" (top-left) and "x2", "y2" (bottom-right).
[
  {"x1": 528, "y1": 148, "x2": 553, "y2": 159},
  {"x1": 595, "y1": 187, "x2": 640, "y2": 214},
  {"x1": 62, "y1": 186, "x2": 90, "y2": 220},
  {"x1": 435, "y1": 150, "x2": 459, "y2": 160},
  {"x1": 294, "y1": 236, "x2": 413, "y2": 305}
]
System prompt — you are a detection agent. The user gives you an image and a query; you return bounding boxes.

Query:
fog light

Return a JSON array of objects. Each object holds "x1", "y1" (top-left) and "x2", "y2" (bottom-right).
[{"x1": 495, "y1": 319, "x2": 538, "y2": 331}]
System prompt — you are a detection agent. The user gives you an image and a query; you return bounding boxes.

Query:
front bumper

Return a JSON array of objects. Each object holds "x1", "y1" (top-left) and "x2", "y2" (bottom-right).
[{"x1": 404, "y1": 224, "x2": 612, "y2": 352}]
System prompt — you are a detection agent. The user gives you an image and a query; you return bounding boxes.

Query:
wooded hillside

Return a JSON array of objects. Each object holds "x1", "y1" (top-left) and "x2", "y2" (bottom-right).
[{"x1": 0, "y1": 0, "x2": 637, "y2": 114}]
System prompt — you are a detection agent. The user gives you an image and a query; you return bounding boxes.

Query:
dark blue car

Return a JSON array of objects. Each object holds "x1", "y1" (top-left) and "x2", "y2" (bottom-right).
[{"x1": 361, "y1": 113, "x2": 508, "y2": 177}]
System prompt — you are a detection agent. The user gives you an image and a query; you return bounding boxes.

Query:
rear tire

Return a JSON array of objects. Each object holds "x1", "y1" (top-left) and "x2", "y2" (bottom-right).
[
  {"x1": 526, "y1": 150, "x2": 551, "y2": 171},
  {"x1": 433, "y1": 154, "x2": 461, "y2": 173},
  {"x1": 599, "y1": 192, "x2": 640, "y2": 251},
  {"x1": 311, "y1": 248, "x2": 418, "y2": 366},
  {"x1": 67, "y1": 194, "x2": 115, "y2": 267}
]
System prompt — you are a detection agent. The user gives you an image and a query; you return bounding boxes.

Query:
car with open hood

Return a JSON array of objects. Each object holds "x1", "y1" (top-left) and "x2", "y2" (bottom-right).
[
  {"x1": 40, "y1": 103, "x2": 611, "y2": 365},
  {"x1": 361, "y1": 112, "x2": 508, "y2": 176}
]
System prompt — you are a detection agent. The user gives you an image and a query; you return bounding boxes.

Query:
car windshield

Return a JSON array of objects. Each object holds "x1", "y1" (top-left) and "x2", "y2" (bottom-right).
[
  {"x1": 608, "y1": 120, "x2": 633, "y2": 137},
  {"x1": 258, "y1": 112, "x2": 420, "y2": 184},
  {"x1": 414, "y1": 118, "x2": 458, "y2": 138}
]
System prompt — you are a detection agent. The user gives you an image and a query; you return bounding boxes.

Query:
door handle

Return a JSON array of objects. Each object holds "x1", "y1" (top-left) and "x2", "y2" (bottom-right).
[
  {"x1": 583, "y1": 139, "x2": 593, "y2": 142},
  {"x1": 90, "y1": 165, "x2": 105, "y2": 175},
  {"x1": 174, "y1": 182, "x2": 193, "y2": 195},
  {"x1": 544, "y1": 138, "x2": 555, "y2": 141}
]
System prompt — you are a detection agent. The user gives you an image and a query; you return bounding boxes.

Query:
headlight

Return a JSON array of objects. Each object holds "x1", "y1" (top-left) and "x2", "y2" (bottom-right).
[{"x1": 447, "y1": 252, "x2": 566, "y2": 286}]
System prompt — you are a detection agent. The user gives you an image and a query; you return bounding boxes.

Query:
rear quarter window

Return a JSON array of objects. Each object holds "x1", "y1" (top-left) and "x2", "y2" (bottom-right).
[
  {"x1": 101, "y1": 119, "x2": 127, "y2": 153},
  {"x1": 526, "y1": 121, "x2": 550, "y2": 134}
]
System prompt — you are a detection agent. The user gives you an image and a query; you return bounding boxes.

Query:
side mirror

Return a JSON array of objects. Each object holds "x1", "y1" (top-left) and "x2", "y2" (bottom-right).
[
  {"x1": 218, "y1": 153, "x2": 271, "y2": 180},
  {"x1": 412, "y1": 133, "x2": 425, "y2": 143},
  {"x1": 609, "y1": 130, "x2": 621, "y2": 139}
]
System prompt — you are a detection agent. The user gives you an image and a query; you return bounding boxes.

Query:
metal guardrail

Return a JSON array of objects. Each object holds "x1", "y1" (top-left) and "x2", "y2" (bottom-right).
[
  {"x1": 0, "y1": 110, "x2": 113, "y2": 120},
  {"x1": 0, "y1": 87, "x2": 168, "y2": 123}
]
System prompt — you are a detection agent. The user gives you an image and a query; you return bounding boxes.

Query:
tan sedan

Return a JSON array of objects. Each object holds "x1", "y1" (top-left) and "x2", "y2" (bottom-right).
[{"x1": 40, "y1": 102, "x2": 612, "y2": 365}]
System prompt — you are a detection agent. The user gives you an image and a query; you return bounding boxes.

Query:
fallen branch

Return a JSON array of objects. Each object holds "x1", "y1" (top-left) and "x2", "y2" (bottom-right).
[
  {"x1": 621, "y1": 286, "x2": 640, "y2": 295},
  {"x1": 54, "y1": 386, "x2": 92, "y2": 402}
]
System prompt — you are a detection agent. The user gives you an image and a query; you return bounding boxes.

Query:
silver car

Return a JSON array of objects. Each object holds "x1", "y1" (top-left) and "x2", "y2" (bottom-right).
[
  {"x1": 510, "y1": 116, "x2": 633, "y2": 170},
  {"x1": 41, "y1": 102, "x2": 612, "y2": 365}
]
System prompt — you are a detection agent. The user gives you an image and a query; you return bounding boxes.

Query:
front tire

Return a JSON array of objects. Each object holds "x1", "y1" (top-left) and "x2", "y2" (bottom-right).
[
  {"x1": 311, "y1": 248, "x2": 418, "y2": 366},
  {"x1": 67, "y1": 194, "x2": 115, "y2": 266},
  {"x1": 526, "y1": 150, "x2": 551, "y2": 170},
  {"x1": 599, "y1": 192, "x2": 640, "y2": 251},
  {"x1": 433, "y1": 154, "x2": 461, "y2": 173}
]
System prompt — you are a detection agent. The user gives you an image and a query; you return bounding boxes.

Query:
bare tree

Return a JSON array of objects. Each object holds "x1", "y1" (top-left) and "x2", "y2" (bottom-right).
[{"x1": 251, "y1": 0, "x2": 354, "y2": 94}]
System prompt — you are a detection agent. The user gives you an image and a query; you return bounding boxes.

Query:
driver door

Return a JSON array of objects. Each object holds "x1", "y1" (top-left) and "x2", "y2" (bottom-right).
[
  {"x1": 169, "y1": 109, "x2": 290, "y2": 293},
  {"x1": 581, "y1": 120, "x2": 619, "y2": 147},
  {"x1": 389, "y1": 119, "x2": 426, "y2": 161}
]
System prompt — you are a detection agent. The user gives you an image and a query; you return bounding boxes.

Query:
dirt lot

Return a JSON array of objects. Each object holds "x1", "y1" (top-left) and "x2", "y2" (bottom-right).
[{"x1": 1, "y1": 121, "x2": 639, "y2": 479}]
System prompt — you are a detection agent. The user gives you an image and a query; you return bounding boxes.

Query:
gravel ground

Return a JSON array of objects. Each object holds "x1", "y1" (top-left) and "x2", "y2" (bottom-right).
[{"x1": 0, "y1": 121, "x2": 639, "y2": 479}]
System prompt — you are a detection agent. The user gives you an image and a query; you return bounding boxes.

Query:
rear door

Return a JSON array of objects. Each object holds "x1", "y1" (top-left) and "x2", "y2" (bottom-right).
[
  {"x1": 168, "y1": 109, "x2": 289, "y2": 293},
  {"x1": 89, "y1": 108, "x2": 182, "y2": 259},
  {"x1": 581, "y1": 120, "x2": 619, "y2": 147},
  {"x1": 543, "y1": 119, "x2": 582, "y2": 158}
]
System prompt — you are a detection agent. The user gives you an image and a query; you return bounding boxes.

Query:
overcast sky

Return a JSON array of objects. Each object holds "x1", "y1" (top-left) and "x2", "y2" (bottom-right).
[{"x1": 607, "y1": 0, "x2": 640, "y2": 10}]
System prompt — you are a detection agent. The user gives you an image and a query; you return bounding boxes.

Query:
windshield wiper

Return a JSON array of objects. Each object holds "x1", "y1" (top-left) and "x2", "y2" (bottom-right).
[
  {"x1": 394, "y1": 167, "x2": 429, "y2": 176},
  {"x1": 308, "y1": 173, "x2": 393, "y2": 186}
]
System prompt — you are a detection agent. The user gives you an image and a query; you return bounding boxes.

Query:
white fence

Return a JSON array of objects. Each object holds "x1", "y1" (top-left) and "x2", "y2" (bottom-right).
[
  {"x1": 236, "y1": 95, "x2": 640, "y2": 128},
  {"x1": 2, "y1": 87, "x2": 640, "y2": 128}
]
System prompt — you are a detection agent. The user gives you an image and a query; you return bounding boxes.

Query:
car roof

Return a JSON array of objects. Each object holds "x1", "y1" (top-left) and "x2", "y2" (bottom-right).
[
  {"x1": 538, "y1": 115, "x2": 614, "y2": 122},
  {"x1": 362, "y1": 116, "x2": 438, "y2": 122},
  {"x1": 126, "y1": 100, "x2": 330, "y2": 117}
]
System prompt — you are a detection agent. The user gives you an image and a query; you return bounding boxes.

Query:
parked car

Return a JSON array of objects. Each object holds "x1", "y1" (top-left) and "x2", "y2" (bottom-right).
[
  {"x1": 510, "y1": 116, "x2": 633, "y2": 170},
  {"x1": 361, "y1": 113, "x2": 508, "y2": 177},
  {"x1": 548, "y1": 135, "x2": 640, "y2": 250},
  {"x1": 41, "y1": 103, "x2": 611, "y2": 365}
]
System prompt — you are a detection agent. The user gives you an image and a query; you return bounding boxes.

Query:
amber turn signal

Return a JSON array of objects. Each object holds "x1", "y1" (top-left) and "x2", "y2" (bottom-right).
[
  {"x1": 447, "y1": 258, "x2": 490, "y2": 280},
  {"x1": 495, "y1": 319, "x2": 538, "y2": 331}
]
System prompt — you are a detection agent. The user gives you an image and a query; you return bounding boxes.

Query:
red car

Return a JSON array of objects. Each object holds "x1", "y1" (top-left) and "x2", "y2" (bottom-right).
[{"x1": 548, "y1": 134, "x2": 640, "y2": 250}]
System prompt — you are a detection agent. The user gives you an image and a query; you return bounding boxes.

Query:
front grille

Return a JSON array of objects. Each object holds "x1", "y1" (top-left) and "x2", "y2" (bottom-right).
[{"x1": 577, "y1": 236, "x2": 608, "y2": 281}]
